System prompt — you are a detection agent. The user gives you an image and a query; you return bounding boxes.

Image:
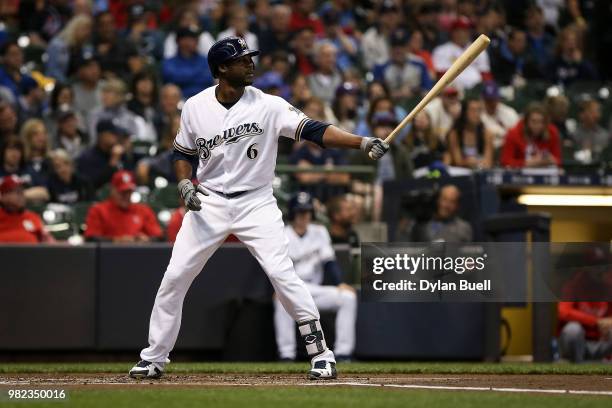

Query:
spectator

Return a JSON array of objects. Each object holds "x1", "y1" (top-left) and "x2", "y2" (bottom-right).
[
  {"x1": 548, "y1": 27, "x2": 597, "y2": 86},
  {"x1": 373, "y1": 29, "x2": 432, "y2": 103},
  {"x1": 21, "y1": 119, "x2": 52, "y2": 187},
  {"x1": 413, "y1": 1, "x2": 444, "y2": 52},
  {"x1": 432, "y1": 16, "x2": 492, "y2": 90},
  {"x1": 0, "y1": 102, "x2": 18, "y2": 142},
  {"x1": 44, "y1": 83, "x2": 76, "y2": 140},
  {"x1": 88, "y1": 78, "x2": 144, "y2": 144},
  {"x1": 217, "y1": 6, "x2": 259, "y2": 52},
  {"x1": 163, "y1": 7, "x2": 215, "y2": 59},
  {"x1": 525, "y1": 5, "x2": 555, "y2": 73},
  {"x1": 249, "y1": 0, "x2": 272, "y2": 38},
  {"x1": 135, "y1": 114, "x2": 181, "y2": 185},
  {"x1": 291, "y1": 27, "x2": 317, "y2": 76},
  {"x1": 84, "y1": 170, "x2": 162, "y2": 242},
  {"x1": 17, "y1": 76, "x2": 45, "y2": 122},
  {"x1": 479, "y1": 82, "x2": 519, "y2": 149},
  {"x1": 407, "y1": 29, "x2": 436, "y2": 79},
  {"x1": 258, "y1": 4, "x2": 293, "y2": 62},
  {"x1": 327, "y1": 194, "x2": 360, "y2": 247},
  {"x1": 166, "y1": 206, "x2": 186, "y2": 243},
  {"x1": 545, "y1": 94, "x2": 573, "y2": 141},
  {"x1": 404, "y1": 110, "x2": 448, "y2": 170},
  {"x1": 424, "y1": 87, "x2": 462, "y2": 142},
  {"x1": 77, "y1": 120, "x2": 132, "y2": 189},
  {"x1": 0, "y1": 41, "x2": 36, "y2": 101},
  {"x1": 45, "y1": 14, "x2": 93, "y2": 82},
  {"x1": 54, "y1": 107, "x2": 88, "y2": 160},
  {"x1": 489, "y1": 28, "x2": 541, "y2": 86},
  {"x1": 571, "y1": 99, "x2": 610, "y2": 163},
  {"x1": 124, "y1": 3, "x2": 164, "y2": 61},
  {"x1": 413, "y1": 184, "x2": 473, "y2": 242},
  {"x1": 0, "y1": 175, "x2": 53, "y2": 243},
  {"x1": 355, "y1": 95, "x2": 405, "y2": 138},
  {"x1": 0, "y1": 136, "x2": 28, "y2": 182},
  {"x1": 332, "y1": 82, "x2": 360, "y2": 133},
  {"x1": 93, "y1": 11, "x2": 138, "y2": 79},
  {"x1": 290, "y1": 75, "x2": 313, "y2": 108},
  {"x1": 157, "y1": 84, "x2": 183, "y2": 145},
  {"x1": 447, "y1": 98, "x2": 494, "y2": 170},
  {"x1": 47, "y1": 149, "x2": 94, "y2": 205},
  {"x1": 71, "y1": 52, "x2": 103, "y2": 136},
  {"x1": 17, "y1": 0, "x2": 70, "y2": 43},
  {"x1": 319, "y1": 9, "x2": 358, "y2": 73},
  {"x1": 289, "y1": 0, "x2": 324, "y2": 35},
  {"x1": 307, "y1": 42, "x2": 342, "y2": 105},
  {"x1": 501, "y1": 102, "x2": 561, "y2": 168},
  {"x1": 162, "y1": 27, "x2": 213, "y2": 99},
  {"x1": 127, "y1": 71, "x2": 160, "y2": 143},
  {"x1": 558, "y1": 302, "x2": 612, "y2": 363},
  {"x1": 361, "y1": 0, "x2": 400, "y2": 70},
  {"x1": 254, "y1": 71, "x2": 286, "y2": 97}
]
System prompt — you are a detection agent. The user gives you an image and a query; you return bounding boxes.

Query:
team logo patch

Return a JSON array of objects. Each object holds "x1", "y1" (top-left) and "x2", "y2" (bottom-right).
[
  {"x1": 195, "y1": 122, "x2": 264, "y2": 161},
  {"x1": 304, "y1": 334, "x2": 318, "y2": 344},
  {"x1": 238, "y1": 37, "x2": 247, "y2": 50}
]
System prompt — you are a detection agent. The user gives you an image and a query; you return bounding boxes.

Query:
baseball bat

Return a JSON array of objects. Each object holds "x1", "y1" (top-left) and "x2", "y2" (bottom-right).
[{"x1": 369, "y1": 34, "x2": 491, "y2": 158}]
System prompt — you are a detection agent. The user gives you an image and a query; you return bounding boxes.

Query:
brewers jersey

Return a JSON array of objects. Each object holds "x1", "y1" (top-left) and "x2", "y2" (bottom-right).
[{"x1": 284, "y1": 224, "x2": 336, "y2": 285}]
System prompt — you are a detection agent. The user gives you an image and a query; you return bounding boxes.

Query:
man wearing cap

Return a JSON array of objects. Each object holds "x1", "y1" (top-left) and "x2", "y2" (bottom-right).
[
  {"x1": 479, "y1": 81, "x2": 519, "y2": 149},
  {"x1": 432, "y1": 16, "x2": 491, "y2": 90},
  {"x1": 84, "y1": 170, "x2": 161, "y2": 243},
  {"x1": 162, "y1": 27, "x2": 213, "y2": 99},
  {"x1": 77, "y1": 120, "x2": 133, "y2": 189},
  {"x1": 0, "y1": 175, "x2": 53, "y2": 243}
]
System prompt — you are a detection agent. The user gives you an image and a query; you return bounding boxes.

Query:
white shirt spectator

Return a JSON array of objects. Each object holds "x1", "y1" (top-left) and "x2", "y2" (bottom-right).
[
  {"x1": 361, "y1": 27, "x2": 390, "y2": 70},
  {"x1": 425, "y1": 97, "x2": 459, "y2": 142},
  {"x1": 432, "y1": 41, "x2": 491, "y2": 90},
  {"x1": 537, "y1": 0, "x2": 564, "y2": 28},
  {"x1": 481, "y1": 102, "x2": 520, "y2": 149}
]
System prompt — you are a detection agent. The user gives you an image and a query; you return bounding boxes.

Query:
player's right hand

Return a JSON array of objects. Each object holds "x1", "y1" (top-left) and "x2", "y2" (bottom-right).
[
  {"x1": 178, "y1": 179, "x2": 209, "y2": 211},
  {"x1": 360, "y1": 137, "x2": 390, "y2": 160}
]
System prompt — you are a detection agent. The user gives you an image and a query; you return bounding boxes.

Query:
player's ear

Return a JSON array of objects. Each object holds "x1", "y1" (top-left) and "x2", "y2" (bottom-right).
[{"x1": 218, "y1": 63, "x2": 228, "y2": 77}]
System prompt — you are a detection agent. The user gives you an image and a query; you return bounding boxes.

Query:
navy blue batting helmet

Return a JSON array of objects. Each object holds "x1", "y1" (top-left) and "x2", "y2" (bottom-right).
[
  {"x1": 288, "y1": 191, "x2": 314, "y2": 220},
  {"x1": 207, "y1": 36, "x2": 259, "y2": 78}
]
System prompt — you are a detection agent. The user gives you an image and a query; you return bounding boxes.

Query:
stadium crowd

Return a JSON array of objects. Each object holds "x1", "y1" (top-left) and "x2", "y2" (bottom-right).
[{"x1": 0, "y1": 0, "x2": 611, "y2": 244}]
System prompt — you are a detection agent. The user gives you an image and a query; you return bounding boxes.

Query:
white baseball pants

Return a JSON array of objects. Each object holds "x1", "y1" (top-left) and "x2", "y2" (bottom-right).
[
  {"x1": 274, "y1": 284, "x2": 357, "y2": 359},
  {"x1": 140, "y1": 185, "x2": 323, "y2": 363}
]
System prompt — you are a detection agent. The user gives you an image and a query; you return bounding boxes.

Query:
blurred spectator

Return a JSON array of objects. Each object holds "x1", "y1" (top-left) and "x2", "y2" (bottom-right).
[
  {"x1": 404, "y1": 110, "x2": 448, "y2": 170},
  {"x1": 54, "y1": 107, "x2": 87, "y2": 159},
  {"x1": 332, "y1": 82, "x2": 360, "y2": 133},
  {"x1": 544, "y1": 94, "x2": 573, "y2": 141},
  {"x1": 424, "y1": 87, "x2": 462, "y2": 142},
  {"x1": 413, "y1": 1, "x2": 444, "y2": 52},
  {"x1": 535, "y1": 0, "x2": 563, "y2": 29},
  {"x1": 71, "y1": 53, "x2": 102, "y2": 135},
  {"x1": 320, "y1": 9, "x2": 358, "y2": 72},
  {"x1": 489, "y1": 28, "x2": 543, "y2": 86},
  {"x1": 135, "y1": 114, "x2": 180, "y2": 185},
  {"x1": 290, "y1": 75, "x2": 313, "y2": 108},
  {"x1": 45, "y1": 14, "x2": 93, "y2": 82},
  {"x1": 254, "y1": 71, "x2": 286, "y2": 98},
  {"x1": 163, "y1": 7, "x2": 215, "y2": 59},
  {"x1": 447, "y1": 98, "x2": 494, "y2": 169},
  {"x1": 43, "y1": 83, "x2": 75, "y2": 141},
  {"x1": 166, "y1": 206, "x2": 185, "y2": 243},
  {"x1": 157, "y1": 84, "x2": 183, "y2": 144},
  {"x1": 17, "y1": 76, "x2": 45, "y2": 122},
  {"x1": 17, "y1": 0, "x2": 71, "y2": 43},
  {"x1": 501, "y1": 102, "x2": 561, "y2": 168},
  {"x1": 479, "y1": 82, "x2": 519, "y2": 149},
  {"x1": 432, "y1": 16, "x2": 492, "y2": 90},
  {"x1": 307, "y1": 42, "x2": 342, "y2": 105},
  {"x1": 327, "y1": 194, "x2": 359, "y2": 247},
  {"x1": 289, "y1": 0, "x2": 324, "y2": 35},
  {"x1": 0, "y1": 175, "x2": 53, "y2": 243},
  {"x1": 47, "y1": 149, "x2": 94, "y2": 204},
  {"x1": 476, "y1": 5, "x2": 506, "y2": 54},
  {"x1": 571, "y1": 99, "x2": 610, "y2": 163},
  {"x1": 93, "y1": 11, "x2": 138, "y2": 79},
  {"x1": 407, "y1": 29, "x2": 436, "y2": 79},
  {"x1": 0, "y1": 102, "x2": 18, "y2": 142},
  {"x1": 21, "y1": 119, "x2": 52, "y2": 187},
  {"x1": 127, "y1": 71, "x2": 160, "y2": 142},
  {"x1": 258, "y1": 4, "x2": 292, "y2": 61},
  {"x1": 0, "y1": 41, "x2": 36, "y2": 101},
  {"x1": 373, "y1": 29, "x2": 432, "y2": 102},
  {"x1": 355, "y1": 95, "x2": 403, "y2": 138},
  {"x1": 525, "y1": 5, "x2": 555, "y2": 73},
  {"x1": 124, "y1": 3, "x2": 164, "y2": 61},
  {"x1": 413, "y1": 184, "x2": 473, "y2": 243},
  {"x1": 361, "y1": 0, "x2": 400, "y2": 70},
  {"x1": 217, "y1": 6, "x2": 258, "y2": 52},
  {"x1": 558, "y1": 302, "x2": 612, "y2": 363},
  {"x1": 548, "y1": 27, "x2": 597, "y2": 86},
  {"x1": 249, "y1": 0, "x2": 272, "y2": 38},
  {"x1": 84, "y1": 170, "x2": 162, "y2": 242},
  {"x1": 162, "y1": 27, "x2": 213, "y2": 99},
  {"x1": 291, "y1": 27, "x2": 317, "y2": 75},
  {"x1": 77, "y1": 120, "x2": 132, "y2": 189},
  {"x1": 0, "y1": 136, "x2": 28, "y2": 181},
  {"x1": 88, "y1": 78, "x2": 144, "y2": 144}
]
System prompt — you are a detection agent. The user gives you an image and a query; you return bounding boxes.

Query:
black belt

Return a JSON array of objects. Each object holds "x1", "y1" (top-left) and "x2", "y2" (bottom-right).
[{"x1": 210, "y1": 189, "x2": 249, "y2": 199}]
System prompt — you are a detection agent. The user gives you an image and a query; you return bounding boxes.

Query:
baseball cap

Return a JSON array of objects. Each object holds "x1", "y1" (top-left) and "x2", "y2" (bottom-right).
[
  {"x1": 96, "y1": 120, "x2": 129, "y2": 138},
  {"x1": 335, "y1": 82, "x2": 360, "y2": 98},
  {"x1": 443, "y1": 87, "x2": 459, "y2": 97},
  {"x1": 390, "y1": 29, "x2": 410, "y2": 47},
  {"x1": 176, "y1": 27, "x2": 200, "y2": 40},
  {"x1": 0, "y1": 175, "x2": 23, "y2": 194},
  {"x1": 75, "y1": 48, "x2": 98, "y2": 67},
  {"x1": 57, "y1": 104, "x2": 76, "y2": 121},
  {"x1": 451, "y1": 16, "x2": 474, "y2": 31},
  {"x1": 371, "y1": 111, "x2": 398, "y2": 128},
  {"x1": 111, "y1": 170, "x2": 136, "y2": 192},
  {"x1": 254, "y1": 71, "x2": 284, "y2": 90},
  {"x1": 482, "y1": 81, "x2": 500, "y2": 100}
]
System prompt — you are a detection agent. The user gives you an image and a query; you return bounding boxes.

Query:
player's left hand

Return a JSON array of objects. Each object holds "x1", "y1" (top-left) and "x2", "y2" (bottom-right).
[{"x1": 360, "y1": 137, "x2": 389, "y2": 160}]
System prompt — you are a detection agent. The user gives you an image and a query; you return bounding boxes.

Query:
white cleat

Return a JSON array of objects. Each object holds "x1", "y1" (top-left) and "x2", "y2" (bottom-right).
[
  {"x1": 129, "y1": 360, "x2": 164, "y2": 379},
  {"x1": 308, "y1": 350, "x2": 337, "y2": 380}
]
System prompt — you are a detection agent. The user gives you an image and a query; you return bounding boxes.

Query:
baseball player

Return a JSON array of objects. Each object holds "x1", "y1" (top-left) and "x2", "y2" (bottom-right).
[
  {"x1": 275, "y1": 192, "x2": 357, "y2": 361},
  {"x1": 129, "y1": 37, "x2": 389, "y2": 380}
]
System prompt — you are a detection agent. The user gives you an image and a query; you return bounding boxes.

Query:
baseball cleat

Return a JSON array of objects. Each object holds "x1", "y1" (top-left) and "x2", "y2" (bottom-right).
[
  {"x1": 129, "y1": 360, "x2": 164, "y2": 379},
  {"x1": 308, "y1": 359, "x2": 337, "y2": 380}
]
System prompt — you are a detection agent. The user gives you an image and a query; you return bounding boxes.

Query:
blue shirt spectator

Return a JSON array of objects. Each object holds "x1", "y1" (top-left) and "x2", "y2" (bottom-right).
[{"x1": 0, "y1": 42, "x2": 36, "y2": 101}]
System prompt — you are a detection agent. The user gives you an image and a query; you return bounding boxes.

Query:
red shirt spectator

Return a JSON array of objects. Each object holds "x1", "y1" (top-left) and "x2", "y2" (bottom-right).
[
  {"x1": 166, "y1": 207, "x2": 185, "y2": 243},
  {"x1": 501, "y1": 103, "x2": 561, "y2": 168},
  {"x1": 289, "y1": 2, "x2": 324, "y2": 35},
  {"x1": 0, "y1": 175, "x2": 51, "y2": 243},
  {"x1": 85, "y1": 171, "x2": 162, "y2": 242},
  {"x1": 558, "y1": 302, "x2": 612, "y2": 340}
]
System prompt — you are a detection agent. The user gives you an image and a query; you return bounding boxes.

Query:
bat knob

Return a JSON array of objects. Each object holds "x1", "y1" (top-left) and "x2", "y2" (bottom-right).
[{"x1": 368, "y1": 151, "x2": 375, "y2": 160}]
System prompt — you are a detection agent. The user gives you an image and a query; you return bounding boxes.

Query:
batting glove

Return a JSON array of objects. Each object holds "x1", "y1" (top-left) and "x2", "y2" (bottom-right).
[
  {"x1": 178, "y1": 179, "x2": 209, "y2": 211},
  {"x1": 360, "y1": 137, "x2": 390, "y2": 160}
]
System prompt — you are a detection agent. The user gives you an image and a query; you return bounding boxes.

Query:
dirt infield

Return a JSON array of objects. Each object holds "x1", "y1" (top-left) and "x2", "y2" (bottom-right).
[{"x1": 1, "y1": 373, "x2": 611, "y2": 394}]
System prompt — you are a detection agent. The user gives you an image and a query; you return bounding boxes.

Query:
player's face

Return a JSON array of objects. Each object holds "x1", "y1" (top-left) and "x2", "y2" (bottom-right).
[{"x1": 222, "y1": 55, "x2": 256, "y2": 86}]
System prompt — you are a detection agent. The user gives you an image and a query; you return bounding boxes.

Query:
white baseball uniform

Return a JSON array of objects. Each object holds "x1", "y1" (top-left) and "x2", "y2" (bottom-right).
[
  {"x1": 274, "y1": 224, "x2": 357, "y2": 359},
  {"x1": 140, "y1": 85, "x2": 333, "y2": 364}
]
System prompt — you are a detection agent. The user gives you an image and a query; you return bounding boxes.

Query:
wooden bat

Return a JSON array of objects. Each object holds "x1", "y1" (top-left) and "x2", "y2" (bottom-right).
[{"x1": 370, "y1": 34, "x2": 491, "y2": 158}]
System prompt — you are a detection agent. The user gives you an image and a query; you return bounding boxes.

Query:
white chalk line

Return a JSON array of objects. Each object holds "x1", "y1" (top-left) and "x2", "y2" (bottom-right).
[{"x1": 1, "y1": 380, "x2": 611, "y2": 396}]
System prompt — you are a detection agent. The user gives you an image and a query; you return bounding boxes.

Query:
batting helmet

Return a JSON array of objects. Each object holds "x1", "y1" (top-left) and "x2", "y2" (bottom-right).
[
  {"x1": 288, "y1": 191, "x2": 315, "y2": 220},
  {"x1": 207, "y1": 36, "x2": 260, "y2": 78}
]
